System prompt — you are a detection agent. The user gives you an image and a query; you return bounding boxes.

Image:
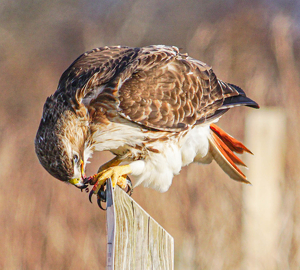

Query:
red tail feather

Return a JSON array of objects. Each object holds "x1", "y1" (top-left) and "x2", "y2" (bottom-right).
[
  {"x1": 209, "y1": 124, "x2": 252, "y2": 184},
  {"x1": 210, "y1": 124, "x2": 252, "y2": 154}
]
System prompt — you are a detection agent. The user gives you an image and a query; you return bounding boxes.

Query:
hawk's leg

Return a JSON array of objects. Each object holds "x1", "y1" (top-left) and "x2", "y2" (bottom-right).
[{"x1": 95, "y1": 156, "x2": 133, "y2": 195}]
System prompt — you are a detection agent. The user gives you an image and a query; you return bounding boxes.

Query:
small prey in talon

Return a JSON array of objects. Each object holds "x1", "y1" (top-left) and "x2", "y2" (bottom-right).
[{"x1": 35, "y1": 45, "x2": 259, "y2": 210}]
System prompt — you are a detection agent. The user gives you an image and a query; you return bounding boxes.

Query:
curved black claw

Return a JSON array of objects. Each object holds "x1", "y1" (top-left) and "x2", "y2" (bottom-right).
[
  {"x1": 89, "y1": 189, "x2": 94, "y2": 204},
  {"x1": 89, "y1": 182, "x2": 107, "y2": 211},
  {"x1": 97, "y1": 195, "x2": 107, "y2": 210}
]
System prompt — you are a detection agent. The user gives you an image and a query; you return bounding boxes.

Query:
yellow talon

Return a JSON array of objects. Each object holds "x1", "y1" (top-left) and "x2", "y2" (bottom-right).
[{"x1": 91, "y1": 164, "x2": 132, "y2": 194}]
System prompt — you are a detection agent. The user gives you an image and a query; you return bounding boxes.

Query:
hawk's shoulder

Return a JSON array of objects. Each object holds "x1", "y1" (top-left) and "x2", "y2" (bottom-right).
[
  {"x1": 54, "y1": 45, "x2": 179, "y2": 107},
  {"x1": 52, "y1": 45, "x2": 258, "y2": 132}
]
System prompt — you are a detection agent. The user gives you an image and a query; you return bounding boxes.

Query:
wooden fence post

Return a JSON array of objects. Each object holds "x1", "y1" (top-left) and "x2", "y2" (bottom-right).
[
  {"x1": 106, "y1": 179, "x2": 174, "y2": 270},
  {"x1": 242, "y1": 107, "x2": 286, "y2": 269},
  {"x1": 106, "y1": 178, "x2": 116, "y2": 270}
]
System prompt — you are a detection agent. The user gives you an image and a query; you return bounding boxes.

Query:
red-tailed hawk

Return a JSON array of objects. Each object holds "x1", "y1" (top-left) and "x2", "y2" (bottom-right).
[{"x1": 35, "y1": 45, "x2": 259, "y2": 205}]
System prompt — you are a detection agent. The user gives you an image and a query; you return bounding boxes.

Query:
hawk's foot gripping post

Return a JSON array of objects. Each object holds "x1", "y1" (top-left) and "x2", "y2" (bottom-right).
[{"x1": 84, "y1": 165, "x2": 133, "y2": 209}]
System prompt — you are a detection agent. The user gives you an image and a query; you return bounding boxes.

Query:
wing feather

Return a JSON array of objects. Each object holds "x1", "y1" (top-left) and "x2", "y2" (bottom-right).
[
  {"x1": 117, "y1": 50, "x2": 258, "y2": 131},
  {"x1": 54, "y1": 45, "x2": 258, "y2": 131}
]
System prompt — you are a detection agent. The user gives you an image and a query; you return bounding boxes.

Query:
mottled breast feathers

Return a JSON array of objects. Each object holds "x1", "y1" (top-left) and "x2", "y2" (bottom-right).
[{"x1": 55, "y1": 45, "x2": 258, "y2": 131}]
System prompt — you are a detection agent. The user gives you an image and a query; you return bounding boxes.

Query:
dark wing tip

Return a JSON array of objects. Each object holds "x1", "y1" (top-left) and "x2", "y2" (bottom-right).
[
  {"x1": 222, "y1": 95, "x2": 260, "y2": 109},
  {"x1": 222, "y1": 83, "x2": 260, "y2": 109}
]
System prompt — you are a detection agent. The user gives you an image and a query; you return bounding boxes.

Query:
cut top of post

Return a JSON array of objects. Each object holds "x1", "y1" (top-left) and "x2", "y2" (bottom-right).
[{"x1": 106, "y1": 181, "x2": 174, "y2": 270}]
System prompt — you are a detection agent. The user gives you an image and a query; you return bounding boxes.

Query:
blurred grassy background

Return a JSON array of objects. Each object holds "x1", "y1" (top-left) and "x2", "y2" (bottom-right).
[{"x1": 1, "y1": 0, "x2": 299, "y2": 269}]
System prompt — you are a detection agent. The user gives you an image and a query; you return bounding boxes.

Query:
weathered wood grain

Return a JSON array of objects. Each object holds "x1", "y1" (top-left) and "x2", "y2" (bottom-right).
[
  {"x1": 110, "y1": 186, "x2": 174, "y2": 270},
  {"x1": 106, "y1": 178, "x2": 115, "y2": 270}
]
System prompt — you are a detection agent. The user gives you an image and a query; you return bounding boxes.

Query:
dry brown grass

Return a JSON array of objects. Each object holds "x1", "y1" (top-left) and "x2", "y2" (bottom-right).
[{"x1": 0, "y1": 1, "x2": 299, "y2": 269}]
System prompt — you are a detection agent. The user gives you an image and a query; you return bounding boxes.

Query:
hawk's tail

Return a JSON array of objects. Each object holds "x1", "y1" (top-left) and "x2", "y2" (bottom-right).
[{"x1": 209, "y1": 123, "x2": 252, "y2": 184}]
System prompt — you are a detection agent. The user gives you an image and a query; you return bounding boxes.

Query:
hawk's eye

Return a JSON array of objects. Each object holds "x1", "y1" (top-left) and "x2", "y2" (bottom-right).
[{"x1": 73, "y1": 154, "x2": 79, "y2": 164}]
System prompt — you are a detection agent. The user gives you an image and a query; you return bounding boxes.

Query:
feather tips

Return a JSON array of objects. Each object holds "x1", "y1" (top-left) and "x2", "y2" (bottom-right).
[{"x1": 209, "y1": 124, "x2": 252, "y2": 184}]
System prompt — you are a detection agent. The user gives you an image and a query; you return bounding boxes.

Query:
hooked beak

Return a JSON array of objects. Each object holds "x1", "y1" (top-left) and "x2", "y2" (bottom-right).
[{"x1": 68, "y1": 160, "x2": 88, "y2": 189}]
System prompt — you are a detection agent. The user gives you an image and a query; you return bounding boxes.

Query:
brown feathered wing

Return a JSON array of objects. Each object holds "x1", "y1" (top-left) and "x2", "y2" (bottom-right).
[{"x1": 55, "y1": 45, "x2": 259, "y2": 183}]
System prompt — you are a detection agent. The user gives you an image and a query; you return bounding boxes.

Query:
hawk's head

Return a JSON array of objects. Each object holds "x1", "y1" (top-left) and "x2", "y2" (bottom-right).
[{"x1": 35, "y1": 97, "x2": 91, "y2": 189}]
